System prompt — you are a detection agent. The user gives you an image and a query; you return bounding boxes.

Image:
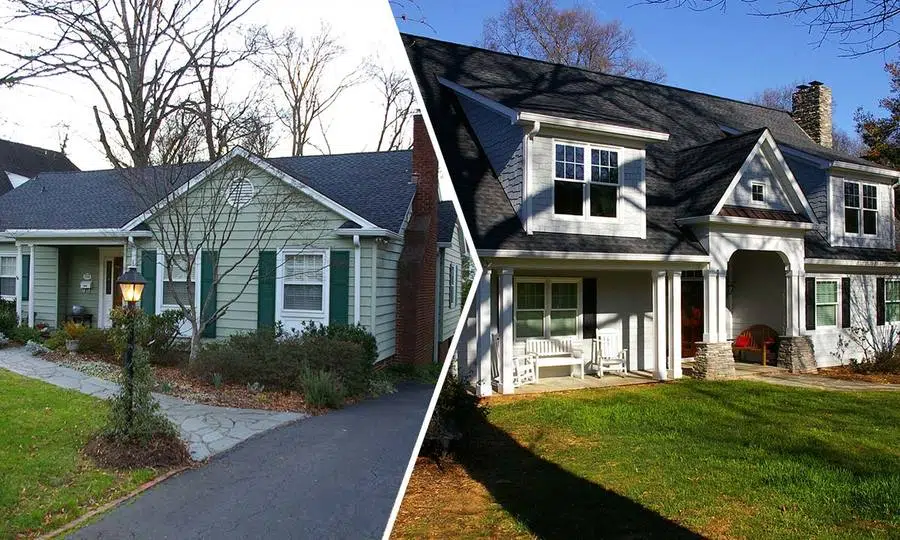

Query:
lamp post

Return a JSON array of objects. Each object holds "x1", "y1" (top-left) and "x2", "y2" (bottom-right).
[{"x1": 116, "y1": 267, "x2": 146, "y2": 432}]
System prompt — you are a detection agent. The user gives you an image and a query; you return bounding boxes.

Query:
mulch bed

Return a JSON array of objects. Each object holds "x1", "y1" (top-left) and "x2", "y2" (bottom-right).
[
  {"x1": 817, "y1": 365, "x2": 900, "y2": 385},
  {"x1": 84, "y1": 432, "x2": 192, "y2": 469}
]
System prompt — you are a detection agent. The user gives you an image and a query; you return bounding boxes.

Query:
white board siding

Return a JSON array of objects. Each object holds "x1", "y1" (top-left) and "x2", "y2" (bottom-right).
[
  {"x1": 440, "y1": 225, "x2": 463, "y2": 342},
  {"x1": 32, "y1": 246, "x2": 59, "y2": 326},
  {"x1": 595, "y1": 271, "x2": 655, "y2": 372},
  {"x1": 727, "y1": 251, "x2": 786, "y2": 338},
  {"x1": 373, "y1": 235, "x2": 402, "y2": 360}
]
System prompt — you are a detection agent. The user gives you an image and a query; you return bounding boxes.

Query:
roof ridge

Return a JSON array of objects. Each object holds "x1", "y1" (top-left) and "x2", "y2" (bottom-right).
[
  {"x1": 0, "y1": 138, "x2": 69, "y2": 158},
  {"x1": 268, "y1": 149, "x2": 412, "y2": 160},
  {"x1": 678, "y1": 128, "x2": 767, "y2": 153},
  {"x1": 402, "y1": 33, "x2": 796, "y2": 116}
]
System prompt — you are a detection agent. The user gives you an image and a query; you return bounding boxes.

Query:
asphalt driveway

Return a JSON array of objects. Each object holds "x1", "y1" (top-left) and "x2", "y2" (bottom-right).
[{"x1": 71, "y1": 382, "x2": 435, "y2": 539}]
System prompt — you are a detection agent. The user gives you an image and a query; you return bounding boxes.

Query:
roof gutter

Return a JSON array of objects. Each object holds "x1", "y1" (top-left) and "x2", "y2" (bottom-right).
[
  {"x1": 478, "y1": 249, "x2": 709, "y2": 263},
  {"x1": 676, "y1": 215, "x2": 815, "y2": 230},
  {"x1": 333, "y1": 227, "x2": 401, "y2": 240},
  {"x1": 806, "y1": 258, "x2": 900, "y2": 270},
  {"x1": 4, "y1": 228, "x2": 154, "y2": 238},
  {"x1": 516, "y1": 112, "x2": 670, "y2": 143},
  {"x1": 830, "y1": 160, "x2": 900, "y2": 179}
]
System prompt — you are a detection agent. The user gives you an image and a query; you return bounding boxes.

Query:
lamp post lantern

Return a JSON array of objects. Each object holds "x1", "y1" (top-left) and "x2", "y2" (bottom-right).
[{"x1": 116, "y1": 267, "x2": 146, "y2": 432}]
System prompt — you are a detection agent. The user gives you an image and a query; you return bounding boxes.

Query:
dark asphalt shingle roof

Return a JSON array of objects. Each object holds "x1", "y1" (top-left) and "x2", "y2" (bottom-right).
[
  {"x1": 0, "y1": 139, "x2": 78, "y2": 196},
  {"x1": 403, "y1": 34, "x2": 888, "y2": 259},
  {"x1": 0, "y1": 151, "x2": 415, "y2": 234},
  {"x1": 437, "y1": 201, "x2": 458, "y2": 244}
]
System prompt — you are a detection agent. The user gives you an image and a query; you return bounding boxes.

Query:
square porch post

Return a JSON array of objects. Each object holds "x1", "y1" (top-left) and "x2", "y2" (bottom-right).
[
  {"x1": 702, "y1": 269, "x2": 719, "y2": 343},
  {"x1": 653, "y1": 270, "x2": 668, "y2": 380},
  {"x1": 499, "y1": 269, "x2": 515, "y2": 394},
  {"x1": 28, "y1": 244, "x2": 35, "y2": 328},
  {"x1": 667, "y1": 271, "x2": 682, "y2": 379},
  {"x1": 717, "y1": 269, "x2": 728, "y2": 340},
  {"x1": 15, "y1": 244, "x2": 22, "y2": 324},
  {"x1": 785, "y1": 270, "x2": 801, "y2": 337},
  {"x1": 475, "y1": 269, "x2": 493, "y2": 397}
]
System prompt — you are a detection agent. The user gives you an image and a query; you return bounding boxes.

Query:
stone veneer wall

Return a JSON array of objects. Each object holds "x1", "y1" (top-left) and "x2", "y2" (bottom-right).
[
  {"x1": 692, "y1": 342, "x2": 736, "y2": 379},
  {"x1": 776, "y1": 336, "x2": 817, "y2": 373},
  {"x1": 791, "y1": 82, "x2": 833, "y2": 149}
]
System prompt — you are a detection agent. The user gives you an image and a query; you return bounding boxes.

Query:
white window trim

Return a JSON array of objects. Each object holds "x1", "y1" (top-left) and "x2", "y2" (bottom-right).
[
  {"x1": 275, "y1": 248, "x2": 330, "y2": 321},
  {"x1": 156, "y1": 251, "x2": 201, "y2": 314},
  {"x1": 814, "y1": 278, "x2": 840, "y2": 329},
  {"x1": 448, "y1": 263, "x2": 459, "y2": 309},
  {"x1": 750, "y1": 181, "x2": 766, "y2": 205},
  {"x1": 552, "y1": 139, "x2": 621, "y2": 222},
  {"x1": 843, "y1": 180, "x2": 878, "y2": 237},
  {"x1": 0, "y1": 254, "x2": 16, "y2": 301},
  {"x1": 886, "y1": 279, "x2": 900, "y2": 323},
  {"x1": 513, "y1": 277, "x2": 582, "y2": 340}
]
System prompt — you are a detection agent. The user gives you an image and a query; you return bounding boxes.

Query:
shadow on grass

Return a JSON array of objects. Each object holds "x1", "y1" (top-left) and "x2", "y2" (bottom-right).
[{"x1": 455, "y1": 412, "x2": 703, "y2": 539}]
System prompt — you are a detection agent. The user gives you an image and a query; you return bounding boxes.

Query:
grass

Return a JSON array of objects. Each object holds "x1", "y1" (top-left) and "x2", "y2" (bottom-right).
[
  {"x1": 393, "y1": 380, "x2": 900, "y2": 539},
  {"x1": 0, "y1": 369, "x2": 158, "y2": 538}
]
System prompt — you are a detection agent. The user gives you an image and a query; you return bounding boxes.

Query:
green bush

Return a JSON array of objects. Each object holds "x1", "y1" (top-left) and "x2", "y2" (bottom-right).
[
  {"x1": 78, "y1": 328, "x2": 113, "y2": 355},
  {"x1": 301, "y1": 322, "x2": 378, "y2": 365},
  {"x1": 10, "y1": 324, "x2": 43, "y2": 344},
  {"x1": 105, "y1": 347, "x2": 176, "y2": 442},
  {"x1": 294, "y1": 336, "x2": 369, "y2": 397},
  {"x1": 109, "y1": 307, "x2": 182, "y2": 363},
  {"x1": 0, "y1": 299, "x2": 17, "y2": 336},
  {"x1": 193, "y1": 328, "x2": 298, "y2": 388},
  {"x1": 296, "y1": 366, "x2": 346, "y2": 409},
  {"x1": 423, "y1": 372, "x2": 486, "y2": 457},
  {"x1": 45, "y1": 329, "x2": 68, "y2": 350}
]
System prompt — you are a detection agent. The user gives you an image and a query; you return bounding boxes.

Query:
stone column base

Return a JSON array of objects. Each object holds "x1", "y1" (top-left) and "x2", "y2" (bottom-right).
[
  {"x1": 691, "y1": 342, "x2": 735, "y2": 379},
  {"x1": 776, "y1": 336, "x2": 817, "y2": 373}
]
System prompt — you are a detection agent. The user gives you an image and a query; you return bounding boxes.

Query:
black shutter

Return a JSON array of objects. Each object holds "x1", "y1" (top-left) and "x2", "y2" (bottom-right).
[
  {"x1": 805, "y1": 277, "x2": 817, "y2": 330},
  {"x1": 841, "y1": 277, "x2": 851, "y2": 328},
  {"x1": 582, "y1": 278, "x2": 597, "y2": 339},
  {"x1": 877, "y1": 277, "x2": 886, "y2": 326}
]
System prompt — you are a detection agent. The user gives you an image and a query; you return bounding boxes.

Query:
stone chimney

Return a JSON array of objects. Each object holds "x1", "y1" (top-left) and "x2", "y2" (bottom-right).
[
  {"x1": 792, "y1": 81, "x2": 833, "y2": 148},
  {"x1": 394, "y1": 114, "x2": 439, "y2": 365}
]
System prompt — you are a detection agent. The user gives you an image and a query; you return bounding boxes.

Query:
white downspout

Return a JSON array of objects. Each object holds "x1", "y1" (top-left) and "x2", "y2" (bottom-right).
[
  {"x1": 370, "y1": 241, "x2": 378, "y2": 332},
  {"x1": 353, "y1": 235, "x2": 361, "y2": 325},
  {"x1": 128, "y1": 235, "x2": 136, "y2": 268},
  {"x1": 15, "y1": 244, "x2": 22, "y2": 324}
]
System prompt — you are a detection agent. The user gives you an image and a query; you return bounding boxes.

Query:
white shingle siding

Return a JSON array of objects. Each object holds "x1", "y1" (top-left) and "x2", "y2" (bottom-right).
[
  {"x1": 827, "y1": 174, "x2": 895, "y2": 249},
  {"x1": 723, "y1": 153, "x2": 793, "y2": 211}
]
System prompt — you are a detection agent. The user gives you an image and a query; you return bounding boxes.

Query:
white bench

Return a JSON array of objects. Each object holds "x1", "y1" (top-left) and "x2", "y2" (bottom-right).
[{"x1": 524, "y1": 338, "x2": 585, "y2": 381}]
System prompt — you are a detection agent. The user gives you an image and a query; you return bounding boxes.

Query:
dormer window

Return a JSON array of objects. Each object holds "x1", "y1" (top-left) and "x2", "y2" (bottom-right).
[
  {"x1": 553, "y1": 142, "x2": 619, "y2": 219},
  {"x1": 751, "y1": 182, "x2": 765, "y2": 203},
  {"x1": 844, "y1": 181, "x2": 877, "y2": 235}
]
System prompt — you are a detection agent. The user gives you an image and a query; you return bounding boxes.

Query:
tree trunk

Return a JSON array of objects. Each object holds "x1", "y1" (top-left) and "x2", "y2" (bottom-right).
[{"x1": 189, "y1": 323, "x2": 203, "y2": 368}]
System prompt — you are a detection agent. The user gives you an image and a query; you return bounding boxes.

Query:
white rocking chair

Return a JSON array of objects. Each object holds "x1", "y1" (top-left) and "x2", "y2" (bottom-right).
[{"x1": 593, "y1": 329, "x2": 627, "y2": 377}]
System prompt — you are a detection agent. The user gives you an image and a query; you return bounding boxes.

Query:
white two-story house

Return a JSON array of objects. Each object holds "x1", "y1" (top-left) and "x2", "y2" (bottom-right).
[{"x1": 403, "y1": 34, "x2": 900, "y2": 395}]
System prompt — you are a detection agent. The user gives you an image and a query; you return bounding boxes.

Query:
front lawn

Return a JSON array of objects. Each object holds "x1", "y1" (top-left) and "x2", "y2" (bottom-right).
[
  {"x1": 393, "y1": 380, "x2": 900, "y2": 539},
  {"x1": 0, "y1": 369, "x2": 157, "y2": 538}
]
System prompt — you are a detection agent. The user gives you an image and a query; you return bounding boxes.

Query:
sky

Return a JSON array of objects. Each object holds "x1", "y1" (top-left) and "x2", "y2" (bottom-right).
[
  {"x1": 394, "y1": 0, "x2": 893, "y2": 137},
  {"x1": 0, "y1": 0, "x2": 411, "y2": 170}
]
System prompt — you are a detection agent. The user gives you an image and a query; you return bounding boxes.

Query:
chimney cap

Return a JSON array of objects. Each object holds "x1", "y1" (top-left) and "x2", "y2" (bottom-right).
[
  {"x1": 809, "y1": 80, "x2": 824, "y2": 86},
  {"x1": 796, "y1": 84, "x2": 809, "y2": 90}
]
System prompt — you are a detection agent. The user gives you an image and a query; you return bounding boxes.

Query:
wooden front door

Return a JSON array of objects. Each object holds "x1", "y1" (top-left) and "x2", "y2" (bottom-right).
[
  {"x1": 101, "y1": 256, "x2": 124, "y2": 327},
  {"x1": 681, "y1": 280, "x2": 704, "y2": 358}
]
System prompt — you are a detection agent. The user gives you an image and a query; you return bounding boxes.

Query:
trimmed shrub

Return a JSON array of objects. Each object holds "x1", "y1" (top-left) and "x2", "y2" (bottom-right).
[
  {"x1": 193, "y1": 328, "x2": 299, "y2": 388},
  {"x1": 294, "y1": 336, "x2": 369, "y2": 397},
  {"x1": 296, "y1": 366, "x2": 346, "y2": 409},
  {"x1": 78, "y1": 328, "x2": 113, "y2": 356},
  {"x1": 63, "y1": 321, "x2": 87, "y2": 340},
  {"x1": 301, "y1": 322, "x2": 378, "y2": 365},
  {"x1": 45, "y1": 329, "x2": 68, "y2": 350},
  {"x1": 0, "y1": 299, "x2": 17, "y2": 336},
  {"x1": 11, "y1": 324, "x2": 43, "y2": 344},
  {"x1": 109, "y1": 307, "x2": 182, "y2": 363}
]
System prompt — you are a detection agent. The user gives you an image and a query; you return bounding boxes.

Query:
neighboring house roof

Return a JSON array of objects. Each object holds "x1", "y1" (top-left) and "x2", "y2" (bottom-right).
[
  {"x1": 437, "y1": 200, "x2": 458, "y2": 244},
  {"x1": 403, "y1": 33, "x2": 896, "y2": 261},
  {"x1": 0, "y1": 138, "x2": 78, "y2": 195},
  {"x1": 0, "y1": 150, "x2": 416, "y2": 234}
]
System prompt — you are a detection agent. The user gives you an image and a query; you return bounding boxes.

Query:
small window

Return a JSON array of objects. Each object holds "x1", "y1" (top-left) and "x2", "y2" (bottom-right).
[
  {"x1": 515, "y1": 282, "x2": 545, "y2": 338},
  {"x1": 163, "y1": 255, "x2": 195, "y2": 306},
  {"x1": 751, "y1": 182, "x2": 765, "y2": 203},
  {"x1": 886, "y1": 281, "x2": 900, "y2": 323},
  {"x1": 815, "y1": 280, "x2": 838, "y2": 327},
  {"x1": 226, "y1": 179, "x2": 255, "y2": 208},
  {"x1": 283, "y1": 253, "x2": 325, "y2": 312},
  {"x1": 0, "y1": 256, "x2": 15, "y2": 298}
]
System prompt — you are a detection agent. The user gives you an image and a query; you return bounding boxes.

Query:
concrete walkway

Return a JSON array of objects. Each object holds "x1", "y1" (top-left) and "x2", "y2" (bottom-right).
[
  {"x1": 0, "y1": 348, "x2": 304, "y2": 460},
  {"x1": 752, "y1": 372, "x2": 900, "y2": 392}
]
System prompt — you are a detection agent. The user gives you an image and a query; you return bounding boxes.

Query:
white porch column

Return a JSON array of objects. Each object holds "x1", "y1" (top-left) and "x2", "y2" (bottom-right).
[
  {"x1": 716, "y1": 269, "x2": 728, "y2": 340},
  {"x1": 653, "y1": 270, "x2": 667, "y2": 380},
  {"x1": 475, "y1": 269, "x2": 493, "y2": 397},
  {"x1": 27, "y1": 244, "x2": 35, "y2": 328},
  {"x1": 668, "y1": 271, "x2": 682, "y2": 379},
  {"x1": 499, "y1": 269, "x2": 515, "y2": 394},
  {"x1": 15, "y1": 244, "x2": 22, "y2": 324},
  {"x1": 784, "y1": 269, "x2": 802, "y2": 337},
  {"x1": 702, "y1": 269, "x2": 719, "y2": 343},
  {"x1": 797, "y1": 270, "x2": 807, "y2": 333}
]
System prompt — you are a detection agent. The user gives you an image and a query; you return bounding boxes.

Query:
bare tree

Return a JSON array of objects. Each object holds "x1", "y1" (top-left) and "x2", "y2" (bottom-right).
[
  {"x1": 126, "y1": 153, "x2": 327, "y2": 365},
  {"x1": 368, "y1": 61, "x2": 415, "y2": 151},
  {"x1": 480, "y1": 0, "x2": 666, "y2": 82},
  {"x1": 253, "y1": 25, "x2": 364, "y2": 156},
  {"x1": 642, "y1": 0, "x2": 900, "y2": 56},
  {"x1": 6, "y1": 0, "x2": 259, "y2": 167}
]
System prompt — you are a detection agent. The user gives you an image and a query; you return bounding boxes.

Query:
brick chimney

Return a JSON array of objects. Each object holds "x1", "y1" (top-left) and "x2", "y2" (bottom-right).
[
  {"x1": 792, "y1": 81, "x2": 833, "y2": 148},
  {"x1": 394, "y1": 114, "x2": 439, "y2": 365}
]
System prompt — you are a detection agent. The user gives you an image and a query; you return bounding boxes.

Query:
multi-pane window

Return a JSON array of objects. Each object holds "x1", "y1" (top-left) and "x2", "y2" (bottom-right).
[
  {"x1": 0, "y1": 256, "x2": 14, "y2": 298},
  {"x1": 887, "y1": 281, "x2": 900, "y2": 323},
  {"x1": 162, "y1": 255, "x2": 194, "y2": 306},
  {"x1": 751, "y1": 182, "x2": 765, "y2": 203},
  {"x1": 554, "y1": 142, "x2": 619, "y2": 218},
  {"x1": 845, "y1": 181, "x2": 877, "y2": 235},
  {"x1": 815, "y1": 280, "x2": 838, "y2": 327},
  {"x1": 283, "y1": 253, "x2": 325, "y2": 311},
  {"x1": 514, "y1": 280, "x2": 579, "y2": 339}
]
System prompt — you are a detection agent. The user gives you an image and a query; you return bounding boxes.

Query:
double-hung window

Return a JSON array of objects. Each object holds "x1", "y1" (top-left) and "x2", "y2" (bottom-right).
[
  {"x1": 283, "y1": 252, "x2": 325, "y2": 312},
  {"x1": 844, "y1": 181, "x2": 877, "y2": 235},
  {"x1": 162, "y1": 255, "x2": 194, "y2": 307},
  {"x1": 886, "y1": 281, "x2": 900, "y2": 323},
  {"x1": 514, "y1": 279, "x2": 579, "y2": 339},
  {"x1": 0, "y1": 256, "x2": 15, "y2": 299},
  {"x1": 815, "y1": 280, "x2": 838, "y2": 327},
  {"x1": 554, "y1": 142, "x2": 619, "y2": 219}
]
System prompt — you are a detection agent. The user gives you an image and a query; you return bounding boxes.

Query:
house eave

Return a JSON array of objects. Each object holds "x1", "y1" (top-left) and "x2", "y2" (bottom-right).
[
  {"x1": 333, "y1": 228, "x2": 401, "y2": 240},
  {"x1": 516, "y1": 112, "x2": 670, "y2": 142},
  {"x1": 477, "y1": 249, "x2": 708, "y2": 263},
  {"x1": 830, "y1": 160, "x2": 900, "y2": 180},
  {"x1": 4, "y1": 228, "x2": 153, "y2": 238},
  {"x1": 676, "y1": 215, "x2": 815, "y2": 230},
  {"x1": 805, "y1": 258, "x2": 900, "y2": 270}
]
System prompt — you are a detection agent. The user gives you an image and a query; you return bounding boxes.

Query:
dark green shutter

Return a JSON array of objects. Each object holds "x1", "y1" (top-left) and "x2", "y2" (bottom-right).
[
  {"x1": 877, "y1": 278, "x2": 886, "y2": 326},
  {"x1": 329, "y1": 251, "x2": 350, "y2": 325},
  {"x1": 140, "y1": 250, "x2": 156, "y2": 315},
  {"x1": 20, "y1": 254, "x2": 29, "y2": 302},
  {"x1": 582, "y1": 278, "x2": 597, "y2": 340},
  {"x1": 805, "y1": 277, "x2": 817, "y2": 331},
  {"x1": 841, "y1": 277, "x2": 851, "y2": 328},
  {"x1": 200, "y1": 251, "x2": 217, "y2": 338},
  {"x1": 257, "y1": 251, "x2": 276, "y2": 328}
]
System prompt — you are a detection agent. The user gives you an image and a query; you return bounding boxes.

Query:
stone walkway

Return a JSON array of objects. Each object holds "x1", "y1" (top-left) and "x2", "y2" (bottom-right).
[
  {"x1": 752, "y1": 372, "x2": 900, "y2": 392},
  {"x1": 0, "y1": 348, "x2": 305, "y2": 460}
]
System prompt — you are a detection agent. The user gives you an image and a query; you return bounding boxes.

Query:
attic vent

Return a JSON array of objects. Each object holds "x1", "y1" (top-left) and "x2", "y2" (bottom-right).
[{"x1": 226, "y1": 179, "x2": 254, "y2": 208}]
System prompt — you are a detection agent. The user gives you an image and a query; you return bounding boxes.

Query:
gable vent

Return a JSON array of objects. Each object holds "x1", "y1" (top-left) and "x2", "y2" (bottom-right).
[{"x1": 226, "y1": 179, "x2": 254, "y2": 208}]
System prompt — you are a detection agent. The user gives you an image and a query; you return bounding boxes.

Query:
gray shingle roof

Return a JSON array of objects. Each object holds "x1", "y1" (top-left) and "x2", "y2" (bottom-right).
[
  {"x1": 0, "y1": 139, "x2": 79, "y2": 196},
  {"x1": 0, "y1": 151, "x2": 415, "y2": 234},
  {"x1": 437, "y1": 200, "x2": 457, "y2": 244}
]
